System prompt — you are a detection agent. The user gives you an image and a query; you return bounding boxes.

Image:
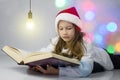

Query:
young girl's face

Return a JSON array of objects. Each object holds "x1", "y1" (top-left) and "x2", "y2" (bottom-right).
[{"x1": 58, "y1": 20, "x2": 75, "y2": 43}]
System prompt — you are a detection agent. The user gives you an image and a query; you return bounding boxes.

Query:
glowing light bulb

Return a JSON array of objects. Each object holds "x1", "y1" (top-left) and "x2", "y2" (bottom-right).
[
  {"x1": 26, "y1": 19, "x2": 34, "y2": 30},
  {"x1": 26, "y1": 10, "x2": 34, "y2": 30}
]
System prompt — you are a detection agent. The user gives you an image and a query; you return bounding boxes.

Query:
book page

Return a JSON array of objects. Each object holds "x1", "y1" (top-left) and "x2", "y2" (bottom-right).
[
  {"x1": 2, "y1": 46, "x2": 26, "y2": 63},
  {"x1": 8, "y1": 46, "x2": 36, "y2": 60},
  {"x1": 17, "y1": 49, "x2": 31, "y2": 56},
  {"x1": 8, "y1": 46, "x2": 28, "y2": 56},
  {"x1": 23, "y1": 52, "x2": 48, "y2": 59},
  {"x1": 2, "y1": 45, "x2": 46, "y2": 64}
]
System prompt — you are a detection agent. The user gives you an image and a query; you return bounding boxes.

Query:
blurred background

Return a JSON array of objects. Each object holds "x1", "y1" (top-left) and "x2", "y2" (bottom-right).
[{"x1": 0, "y1": 0, "x2": 120, "y2": 55}]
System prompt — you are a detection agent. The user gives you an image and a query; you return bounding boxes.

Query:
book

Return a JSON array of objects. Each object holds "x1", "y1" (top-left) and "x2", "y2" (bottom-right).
[{"x1": 1, "y1": 45, "x2": 80, "y2": 68}]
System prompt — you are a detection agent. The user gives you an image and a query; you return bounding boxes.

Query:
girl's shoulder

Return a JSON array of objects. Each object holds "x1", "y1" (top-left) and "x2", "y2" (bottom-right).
[{"x1": 83, "y1": 38, "x2": 99, "y2": 51}]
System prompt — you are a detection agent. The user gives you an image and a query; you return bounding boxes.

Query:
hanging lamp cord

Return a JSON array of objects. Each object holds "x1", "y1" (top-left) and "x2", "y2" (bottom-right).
[
  {"x1": 30, "y1": 0, "x2": 31, "y2": 11},
  {"x1": 28, "y1": 0, "x2": 32, "y2": 19}
]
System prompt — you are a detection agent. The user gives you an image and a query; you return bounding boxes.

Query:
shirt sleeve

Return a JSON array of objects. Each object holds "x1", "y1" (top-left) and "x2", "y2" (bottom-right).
[
  {"x1": 59, "y1": 56, "x2": 94, "y2": 77},
  {"x1": 85, "y1": 43, "x2": 114, "y2": 70},
  {"x1": 37, "y1": 43, "x2": 54, "y2": 52}
]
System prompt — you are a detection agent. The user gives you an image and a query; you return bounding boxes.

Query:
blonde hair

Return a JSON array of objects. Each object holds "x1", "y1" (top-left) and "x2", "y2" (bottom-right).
[{"x1": 53, "y1": 24, "x2": 86, "y2": 60}]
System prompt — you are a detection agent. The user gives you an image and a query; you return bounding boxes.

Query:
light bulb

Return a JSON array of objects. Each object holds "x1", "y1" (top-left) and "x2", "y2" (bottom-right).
[
  {"x1": 26, "y1": 19, "x2": 34, "y2": 30},
  {"x1": 26, "y1": 10, "x2": 34, "y2": 30}
]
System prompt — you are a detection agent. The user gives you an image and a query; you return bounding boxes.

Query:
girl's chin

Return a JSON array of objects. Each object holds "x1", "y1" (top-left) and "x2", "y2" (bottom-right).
[{"x1": 62, "y1": 39, "x2": 71, "y2": 42}]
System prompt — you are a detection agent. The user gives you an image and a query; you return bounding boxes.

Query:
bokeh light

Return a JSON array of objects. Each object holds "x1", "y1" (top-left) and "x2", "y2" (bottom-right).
[
  {"x1": 55, "y1": 0, "x2": 68, "y2": 9},
  {"x1": 115, "y1": 41, "x2": 120, "y2": 53},
  {"x1": 84, "y1": 33, "x2": 94, "y2": 44},
  {"x1": 81, "y1": 1, "x2": 95, "y2": 11},
  {"x1": 106, "y1": 22, "x2": 118, "y2": 32},
  {"x1": 96, "y1": 24, "x2": 108, "y2": 36},
  {"x1": 94, "y1": 33, "x2": 103, "y2": 45},
  {"x1": 106, "y1": 45, "x2": 115, "y2": 54},
  {"x1": 84, "y1": 11, "x2": 95, "y2": 21}
]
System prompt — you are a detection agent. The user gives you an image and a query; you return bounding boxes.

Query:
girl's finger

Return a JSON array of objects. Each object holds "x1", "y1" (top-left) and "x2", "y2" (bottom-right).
[{"x1": 36, "y1": 65, "x2": 47, "y2": 74}]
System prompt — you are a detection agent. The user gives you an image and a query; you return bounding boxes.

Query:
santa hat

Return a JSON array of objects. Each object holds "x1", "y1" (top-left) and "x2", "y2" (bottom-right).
[{"x1": 55, "y1": 7, "x2": 82, "y2": 32}]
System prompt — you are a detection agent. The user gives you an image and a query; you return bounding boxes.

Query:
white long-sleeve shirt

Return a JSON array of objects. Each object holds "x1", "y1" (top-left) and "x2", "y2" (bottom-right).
[{"x1": 39, "y1": 37, "x2": 114, "y2": 77}]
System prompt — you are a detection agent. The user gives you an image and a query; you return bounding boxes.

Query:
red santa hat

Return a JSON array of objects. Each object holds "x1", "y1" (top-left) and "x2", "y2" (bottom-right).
[{"x1": 55, "y1": 7, "x2": 82, "y2": 32}]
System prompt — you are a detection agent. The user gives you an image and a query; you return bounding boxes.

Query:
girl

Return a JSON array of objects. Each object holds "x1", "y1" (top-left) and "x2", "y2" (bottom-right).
[{"x1": 30, "y1": 7, "x2": 120, "y2": 77}]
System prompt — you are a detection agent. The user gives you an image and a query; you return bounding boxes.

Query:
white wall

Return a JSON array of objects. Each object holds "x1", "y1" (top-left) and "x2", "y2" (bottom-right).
[{"x1": 0, "y1": 0, "x2": 58, "y2": 54}]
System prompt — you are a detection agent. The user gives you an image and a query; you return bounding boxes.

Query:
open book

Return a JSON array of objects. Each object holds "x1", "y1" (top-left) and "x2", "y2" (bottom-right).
[{"x1": 2, "y1": 45, "x2": 80, "y2": 68}]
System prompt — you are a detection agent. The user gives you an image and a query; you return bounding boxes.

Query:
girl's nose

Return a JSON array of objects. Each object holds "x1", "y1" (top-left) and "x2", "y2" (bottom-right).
[{"x1": 63, "y1": 29, "x2": 67, "y2": 34}]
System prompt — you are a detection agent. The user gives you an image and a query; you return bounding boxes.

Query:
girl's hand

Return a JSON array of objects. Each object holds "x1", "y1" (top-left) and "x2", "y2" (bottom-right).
[
  {"x1": 36, "y1": 65, "x2": 59, "y2": 75},
  {"x1": 29, "y1": 65, "x2": 39, "y2": 72},
  {"x1": 30, "y1": 65, "x2": 59, "y2": 75}
]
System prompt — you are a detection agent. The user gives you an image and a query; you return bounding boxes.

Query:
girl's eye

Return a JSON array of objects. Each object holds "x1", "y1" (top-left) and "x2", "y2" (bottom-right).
[
  {"x1": 59, "y1": 28, "x2": 63, "y2": 30},
  {"x1": 67, "y1": 28, "x2": 72, "y2": 30}
]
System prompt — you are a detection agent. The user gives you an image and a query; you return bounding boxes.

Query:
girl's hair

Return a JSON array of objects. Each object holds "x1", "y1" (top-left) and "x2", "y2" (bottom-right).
[{"x1": 53, "y1": 24, "x2": 86, "y2": 60}]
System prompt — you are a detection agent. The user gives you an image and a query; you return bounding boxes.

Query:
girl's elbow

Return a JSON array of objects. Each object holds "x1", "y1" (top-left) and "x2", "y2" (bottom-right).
[
  {"x1": 81, "y1": 68, "x2": 92, "y2": 77},
  {"x1": 78, "y1": 64, "x2": 93, "y2": 77}
]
